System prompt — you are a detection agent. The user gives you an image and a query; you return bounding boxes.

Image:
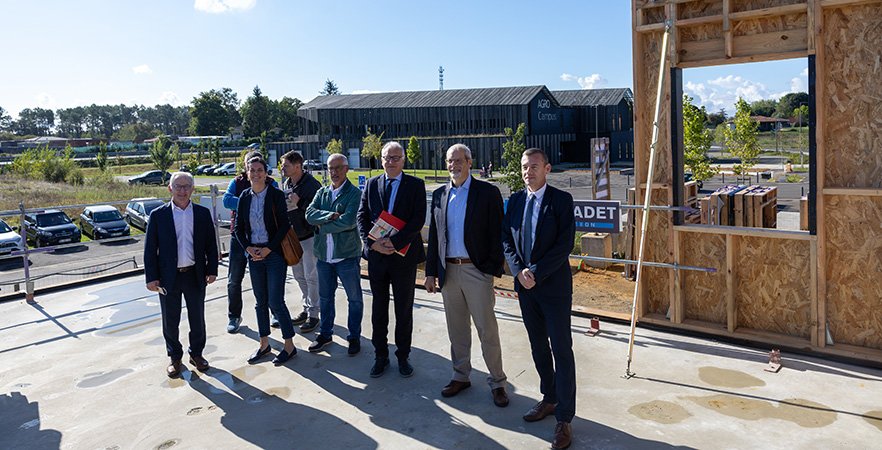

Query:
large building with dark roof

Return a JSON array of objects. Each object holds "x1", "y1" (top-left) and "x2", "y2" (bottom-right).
[{"x1": 270, "y1": 85, "x2": 633, "y2": 169}]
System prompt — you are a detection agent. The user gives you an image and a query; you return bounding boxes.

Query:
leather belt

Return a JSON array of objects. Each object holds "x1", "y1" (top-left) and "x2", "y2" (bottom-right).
[
  {"x1": 446, "y1": 257, "x2": 472, "y2": 264},
  {"x1": 177, "y1": 265, "x2": 195, "y2": 273}
]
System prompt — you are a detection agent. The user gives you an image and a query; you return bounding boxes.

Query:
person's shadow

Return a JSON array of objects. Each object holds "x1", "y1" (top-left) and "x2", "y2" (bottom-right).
[
  {"x1": 0, "y1": 391, "x2": 63, "y2": 449},
  {"x1": 188, "y1": 366, "x2": 377, "y2": 449}
]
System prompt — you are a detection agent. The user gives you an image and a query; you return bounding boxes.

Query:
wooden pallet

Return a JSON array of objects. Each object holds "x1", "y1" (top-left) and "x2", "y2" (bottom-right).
[{"x1": 699, "y1": 185, "x2": 777, "y2": 228}]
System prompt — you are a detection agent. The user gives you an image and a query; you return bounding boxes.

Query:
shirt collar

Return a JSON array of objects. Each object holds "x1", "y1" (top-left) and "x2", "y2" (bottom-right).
[
  {"x1": 384, "y1": 173, "x2": 403, "y2": 183},
  {"x1": 450, "y1": 175, "x2": 472, "y2": 191},
  {"x1": 331, "y1": 182, "x2": 346, "y2": 195},
  {"x1": 172, "y1": 201, "x2": 192, "y2": 212},
  {"x1": 527, "y1": 183, "x2": 547, "y2": 202}
]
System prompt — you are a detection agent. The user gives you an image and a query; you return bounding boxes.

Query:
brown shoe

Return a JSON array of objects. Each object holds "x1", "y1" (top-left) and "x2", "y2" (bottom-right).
[
  {"x1": 491, "y1": 387, "x2": 509, "y2": 407},
  {"x1": 167, "y1": 359, "x2": 182, "y2": 378},
  {"x1": 552, "y1": 421, "x2": 572, "y2": 449},
  {"x1": 189, "y1": 355, "x2": 210, "y2": 372},
  {"x1": 523, "y1": 400, "x2": 556, "y2": 422},
  {"x1": 441, "y1": 380, "x2": 472, "y2": 398}
]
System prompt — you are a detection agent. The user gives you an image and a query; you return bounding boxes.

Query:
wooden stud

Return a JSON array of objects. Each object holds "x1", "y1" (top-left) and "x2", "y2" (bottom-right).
[
  {"x1": 723, "y1": 0, "x2": 733, "y2": 58},
  {"x1": 823, "y1": 188, "x2": 882, "y2": 197},
  {"x1": 814, "y1": 0, "x2": 827, "y2": 351},
  {"x1": 728, "y1": 3, "x2": 807, "y2": 21},
  {"x1": 673, "y1": 224, "x2": 815, "y2": 241},
  {"x1": 726, "y1": 234, "x2": 737, "y2": 333},
  {"x1": 810, "y1": 239, "x2": 819, "y2": 347}
]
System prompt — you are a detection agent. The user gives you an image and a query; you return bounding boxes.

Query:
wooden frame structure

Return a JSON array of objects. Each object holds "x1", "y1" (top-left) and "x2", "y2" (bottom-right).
[{"x1": 632, "y1": 0, "x2": 882, "y2": 363}]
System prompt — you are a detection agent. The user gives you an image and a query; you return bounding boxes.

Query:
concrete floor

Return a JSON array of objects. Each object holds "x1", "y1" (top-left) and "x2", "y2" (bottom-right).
[{"x1": 2, "y1": 265, "x2": 881, "y2": 449}]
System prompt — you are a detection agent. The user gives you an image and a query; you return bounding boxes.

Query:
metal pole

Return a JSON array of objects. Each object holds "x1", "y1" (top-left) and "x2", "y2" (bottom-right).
[
  {"x1": 210, "y1": 184, "x2": 223, "y2": 259},
  {"x1": 19, "y1": 201, "x2": 34, "y2": 303},
  {"x1": 625, "y1": 23, "x2": 670, "y2": 379}
]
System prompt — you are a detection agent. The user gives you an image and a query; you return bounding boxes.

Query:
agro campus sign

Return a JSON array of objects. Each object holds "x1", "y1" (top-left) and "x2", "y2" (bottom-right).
[{"x1": 573, "y1": 200, "x2": 620, "y2": 233}]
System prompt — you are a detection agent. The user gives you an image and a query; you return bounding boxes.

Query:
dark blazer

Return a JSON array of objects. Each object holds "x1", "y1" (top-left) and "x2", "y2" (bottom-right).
[
  {"x1": 144, "y1": 201, "x2": 219, "y2": 290},
  {"x1": 357, "y1": 172, "x2": 426, "y2": 265},
  {"x1": 234, "y1": 184, "x2": 292, "y2": 253},
  {"x1": 426, "y1": 176, "x2": 504, "y2": 288},
  {"x1": 501, "y1": 184, "x2": 575, "y2": 294}
]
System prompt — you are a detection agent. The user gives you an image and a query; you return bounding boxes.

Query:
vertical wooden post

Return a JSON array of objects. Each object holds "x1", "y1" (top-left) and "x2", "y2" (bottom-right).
[{"x1": 726, "y1": 234, "x2": 738, "y2": 333}]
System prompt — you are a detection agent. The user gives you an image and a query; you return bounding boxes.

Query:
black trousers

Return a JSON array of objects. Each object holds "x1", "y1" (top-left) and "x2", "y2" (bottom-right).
[
  {"x1": 517, "y1": 287, "x2": 577, "y2": 423},
  {"x1": 159, "y1": 269, "x2": 207, "y2": 361},
  {"x1": 368, "y1": 252, "x2": 417, "y2": 361}
]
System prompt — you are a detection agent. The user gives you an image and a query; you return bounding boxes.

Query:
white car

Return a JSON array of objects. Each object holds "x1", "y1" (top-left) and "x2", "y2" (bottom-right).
[
  {"x1": 214, "y1": 162, "x2": 238, "y2": 176},
  {"x1": 0, "y1": 219, "x2": 25, "y2": 256}
]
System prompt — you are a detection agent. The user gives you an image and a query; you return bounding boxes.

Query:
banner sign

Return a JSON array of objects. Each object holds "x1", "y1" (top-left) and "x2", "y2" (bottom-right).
[{"x1": 573, "y1": 200, "x2": 620, "y2": 233}]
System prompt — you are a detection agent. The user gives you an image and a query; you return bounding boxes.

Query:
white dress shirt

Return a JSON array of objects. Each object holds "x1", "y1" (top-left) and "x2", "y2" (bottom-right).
[{"x1": 172, "y1": 201, "x2": 195, "y2": 268}]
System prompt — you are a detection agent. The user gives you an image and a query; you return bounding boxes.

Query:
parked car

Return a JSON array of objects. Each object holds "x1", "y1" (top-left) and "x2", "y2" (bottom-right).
[
  {"x1": 23, "y1": 209, "x2": 81, "y2": 247},
  {"x1": 214, "y1": 162, "x2": 237, "y2": 176},
  {"x1": 304, "y1": 159, "x2": 326, "y2": 172},
  {"x1": 125, "y1": 197, "x2": 165, "y2": 231},
  {"x1": 129, "y1": 170, "x2": 170, "y2": 186},
  {"x1": 80, "y1": 205, "x2": 131, "y2": 240},
  {"x1": 194, "y1": 164, "x2": 213, "y2": 175},
  {"x1": 0, "y1": 219, "x2": 25, "y2": 256},
  {"x1": 203, "y1": 163, "x2": 224, "y2": 175}
]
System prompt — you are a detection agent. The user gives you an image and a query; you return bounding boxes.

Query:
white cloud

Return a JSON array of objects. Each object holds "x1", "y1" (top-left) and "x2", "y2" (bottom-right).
[
  {"x1": 132, "y1": 64, "x2": 152, "y2": 75},
  {"x1": 159, "y1": 91, "x2": 183, "y2": 106},
  {"x1": 194, "y1": 0, "x2": 256, "y2": 14},
  {"x1": 349, "y1": 89, "x2": 381, "y2": 95},
  {"x1": 35, "y1": 93, "x2": 55, "y2": 109},
  {"x1": 560, "y1": 73, "x2": 607, "y2": 89}
]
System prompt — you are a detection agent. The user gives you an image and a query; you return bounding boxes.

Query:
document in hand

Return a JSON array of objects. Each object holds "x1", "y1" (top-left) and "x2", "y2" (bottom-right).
[{"x1": 368, "y1": 210, "x2": 410, "y2": 256}]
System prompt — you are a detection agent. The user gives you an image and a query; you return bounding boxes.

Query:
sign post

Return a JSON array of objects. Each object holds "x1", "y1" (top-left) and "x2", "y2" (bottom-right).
[{"x1": 591, "y1": 137, "x2": 611, "y2": 200}]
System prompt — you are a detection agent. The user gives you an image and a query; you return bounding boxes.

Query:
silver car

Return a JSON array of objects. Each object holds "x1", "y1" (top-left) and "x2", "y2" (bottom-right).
[{"x1": 0, "y1": 219, "x2": 25, "y2": 256}]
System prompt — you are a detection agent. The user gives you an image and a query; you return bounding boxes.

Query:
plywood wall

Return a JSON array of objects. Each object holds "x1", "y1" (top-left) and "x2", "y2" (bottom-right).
[{"x1": 681, "y1": 233, "x2": 727, "y2": 324}]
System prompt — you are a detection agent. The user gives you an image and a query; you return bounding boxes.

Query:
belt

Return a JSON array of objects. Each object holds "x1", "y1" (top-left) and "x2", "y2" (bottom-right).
[
  {"x1": 177, "y1": 265, "x2": 195, "y2": 273},
  {"x1": 445, "y1": 257, "x2": 472, "y2": 264}
]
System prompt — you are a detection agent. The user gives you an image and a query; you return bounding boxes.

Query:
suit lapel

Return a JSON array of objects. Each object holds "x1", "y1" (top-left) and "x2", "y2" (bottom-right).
[
  {"x1": 533, "y1": 187, "x2": 553, "y2": 250},
  {"x1": 377, "y1": 176, "x2": 386, "y2": 212},
  {"x1": 463, "y1": 178, "x2": 476, "y2": 238},
  {"x1": 438, "y1": 185, "x2": 449, "y2": 262}
]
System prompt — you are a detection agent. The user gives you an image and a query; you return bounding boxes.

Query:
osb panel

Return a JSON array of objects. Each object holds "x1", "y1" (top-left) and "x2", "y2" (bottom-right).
[
  {"x1": 737, "y1": 236, "x2": 812, "y2": 338},
  {"x1": 679, "y1": 23, "x2": 724, "y2": 42},
  {"x1": 642, "y1": 189, "x2": 673, "y2": 315},
  {"x1": 644, "y1": 5, "x2": 667, "y2": 25},
  {"x1": 731, "y1": 0, "x2": 804, "y2": 12},
  {"x1": 678, "y1": 0, "x2": 723, "y2": 19},
  {"x1": 681, "y1": 232, "x2": 727, "y2": 324},
  {"x1": 825, "y1": 195, "x2": 882, "y2": 349},
  {"x1": 636, "y1": 33, "x2": 672, "y2": 184},
  {"x1": 823, "y1": 5, "x2": 882, "y2": 188},
  {"x1": 732, "y1": 13, "x2": 808, "y2": 36}
]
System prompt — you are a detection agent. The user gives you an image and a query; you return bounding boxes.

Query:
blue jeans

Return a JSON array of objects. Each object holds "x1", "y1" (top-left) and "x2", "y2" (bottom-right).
[
  {"x1": 248, "y1": 252, "x2": 295, "y2": 339},
  {"x1": 226, "y1": 236, "x2": 247, "y2": 319},
  {"x1": 316, "y1": 257, "x2": 363, "y2": 341}
]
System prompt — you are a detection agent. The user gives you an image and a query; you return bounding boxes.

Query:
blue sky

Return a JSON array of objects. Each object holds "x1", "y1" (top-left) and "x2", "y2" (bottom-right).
[{"x1": 1, "y1": 0, "x2": 806, "y2": 118}]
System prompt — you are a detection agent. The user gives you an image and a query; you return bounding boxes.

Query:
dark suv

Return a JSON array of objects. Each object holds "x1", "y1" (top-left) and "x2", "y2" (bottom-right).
[
  {"x1": 80, "y1": 205, "x2": 130, "y2": 239},
  {"x1": 129, "y1": 170, "x2": 170, "y2": 185},
  {"x1": 24, "y1": 210, "x2": 82, "y2": 247}
]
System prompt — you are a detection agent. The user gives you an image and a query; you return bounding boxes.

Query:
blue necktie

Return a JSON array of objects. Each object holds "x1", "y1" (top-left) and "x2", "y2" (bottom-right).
[
  {"x1": 523, "y1": 195, "x2": 535, "y2": 264},
  {"x1": 383, "y1": 178, "x2": 396, "y2": 212}
]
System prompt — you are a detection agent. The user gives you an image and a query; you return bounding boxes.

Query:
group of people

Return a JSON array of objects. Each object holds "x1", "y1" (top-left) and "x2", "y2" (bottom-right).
[{"x1": 143, "y1": 143, "x2": 577, "y2": 449}]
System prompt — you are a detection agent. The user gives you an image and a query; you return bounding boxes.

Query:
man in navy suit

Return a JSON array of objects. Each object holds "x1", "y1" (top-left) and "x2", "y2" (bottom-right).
[
  {"x1": 144, "y1": 172, "x2": 219, "y2": 378},
  {"x1": 357, "y1": 141, "x2": 426, "y2": 378},
  {"x1": 501, "y1": 148, "x2": 576, "y2": 449}
]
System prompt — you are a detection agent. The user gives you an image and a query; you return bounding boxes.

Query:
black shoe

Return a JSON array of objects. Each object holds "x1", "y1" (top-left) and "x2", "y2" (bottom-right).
[
  {"x1": 398, "y1": 359, "x2": 414, "y2": 378},
  {"x1": 308, "y1": 335, "x2": 333, "y2": 353},
  {"x1": 347, "y1": 338, "x2": 361, "y2": 356},
  {"x1": 291, "y1": 312, "x2": 308, "y2": 326},
  {"x1": 273, "y1": 347, "x2": 296, "y2": 366},
  {"x1": 300, "y1": 317, "x2": 320, "y2": 333},
  {"x1": 227, "y1": 317, "x2": 242, "y2": 334},
  {"x1": 270, "y1": 316, "x2": 280, "y2": 328},
  {"x1": 370, "y1": 358, "x2": 390, "y2": 378},
  {"x1": 247, "y1": 346, "x2": 272, "y2": 364}
]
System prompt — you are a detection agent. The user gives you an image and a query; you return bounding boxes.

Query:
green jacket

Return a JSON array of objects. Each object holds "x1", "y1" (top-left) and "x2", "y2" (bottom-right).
[{"x1": 306, "y1": 179, "x2": 363, "y2": 261}]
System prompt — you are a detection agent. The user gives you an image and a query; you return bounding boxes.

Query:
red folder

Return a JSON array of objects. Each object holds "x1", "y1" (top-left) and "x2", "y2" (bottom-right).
[{"x1": 368, "y1": 210, "x2": 410, "y2": 256}]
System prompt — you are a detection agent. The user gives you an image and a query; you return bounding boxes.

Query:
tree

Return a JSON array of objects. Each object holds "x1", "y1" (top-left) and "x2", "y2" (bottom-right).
[
  {"x1": 706, "y1": 108, "x2": 727, "y2": 128},
  {"x1": 406, "y1": 136, "x2": 421, "y2": 174},
  {"x1": 112, "y1": 122, "x2": 157, "y2": 142},
  {"x1": 775, "y1": 92, "x2": 809, "y2": 119},
  {"x1": 0, "y1": 106, "x2": 10, "y2": 131},
  {"x1": 320, "y1": 79, "x2": 341, "y2": 96},
  {"x1": 56, "y1": 106, "x2": 87, "y2": 137},
  {"x1": 724, "y1": 97, "x2": 761, "y2": 177},
  {"x1": 271, "y1": 96, "x2": 302, "y2": 138},
  {"x1": 793, "y1": 104, "x2": 809, "y2": 127},
  {"x1": 96, "y1": 141, "x2": 109, "y2": 172},
  {"x1": 361, "y1": 128, "x2": 384, "y2": 174},
  {"x1": 500, "y1": 123, "x2": 527, "y2": 192},
  {"x1": 149, "y1": 136, "x2": 178, "y2": 174},
  {"x1": 749, "y1": 99, "x2": 777, "y2": 117},
  {"x1": 241, "y1": 85, "x2": 272, "y2": 138},
  {"x1": 682, "y1": 95, "x2": 717, "y2": 183},
  {"x1": 13, "y1": 107, "x2": 55, "y2": 136},
  {"x1": 209, "y1": 139, "x2": 222, "y2": 164},
  {"x1": 326, "y1": 138, "x2": 343, "y2": 155},
  {"x1": 189, "y1": 88, "x2": 240, "y2": 136}
]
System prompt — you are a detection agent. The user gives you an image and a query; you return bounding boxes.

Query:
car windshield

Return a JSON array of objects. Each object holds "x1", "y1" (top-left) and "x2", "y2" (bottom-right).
[
  {"x1": 144, "y1": 201, "x2": 164, "y2": 214},
  {"x1": 0, "y1": 221, "x2": 11, "y2": 233},
  {"x1": 140, "y1": 171, "x2": 157, "y2": 177},
  {"x1": 93, "y1": 210, "x2": 123, "y2": 222},
  {"x1": 36, "y1": 213, "x2": 71, "y2": 227}
]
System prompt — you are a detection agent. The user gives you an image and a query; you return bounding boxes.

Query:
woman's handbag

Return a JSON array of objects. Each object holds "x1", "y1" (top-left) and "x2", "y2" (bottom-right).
[{"x1": 271, "y1": 195, "x2": 303, "y2": 266}]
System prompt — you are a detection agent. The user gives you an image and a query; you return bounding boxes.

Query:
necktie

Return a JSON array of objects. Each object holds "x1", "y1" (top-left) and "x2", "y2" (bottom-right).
[
  {"x1": 383, "y1": 178, "x2": 396, "y2": 212},
  {"x1": 523, "y1": 195, "x2": 535, "y2": 264}
]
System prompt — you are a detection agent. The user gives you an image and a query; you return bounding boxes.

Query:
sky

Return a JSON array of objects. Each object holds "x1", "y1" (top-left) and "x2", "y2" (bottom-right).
[{"x1": 1, "y1": 0, "x2": 807, "y2": 119}]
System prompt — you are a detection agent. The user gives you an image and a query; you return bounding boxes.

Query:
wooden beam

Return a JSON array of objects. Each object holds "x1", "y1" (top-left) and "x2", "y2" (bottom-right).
[
  {"x1": 728, "y1": 3, "x2": 807, "y2": 21},
  {"x1": 676, "y1": 50, "x2": 809, "y2": 68},
  {"x1": 673, "y1": 224, "x2": 817, "y2": 241},
  {"x1": 571, "y1": 305, "x2": 632, "y2": 322},
  {"x1": 732, "y1": 28, "x2": 809, "y2": 58},
  {"x1": 820, "y1": 0, "x2": 882, "y2": 7},
  {"x1": 726, "y1": 234, "x2": 737, "y2": 333},
  {"x1": 814, "y1": 8, "x2": 828, "y2": 351},
  {"x1": 823, "y1": 187, "x2": 882, "y2": 196},
  {"x1": 723, "y1": 0, "x2": 733, "y2": 58},
  {"x1": 810, "y1": 239, "x2": 819, "y2": 347},
  {"x1": 676, "y1": 14, "x2": 723, "y2": 28},
  {"x1": 636, "y1": 22, "x2": 667, "y2": 33}
]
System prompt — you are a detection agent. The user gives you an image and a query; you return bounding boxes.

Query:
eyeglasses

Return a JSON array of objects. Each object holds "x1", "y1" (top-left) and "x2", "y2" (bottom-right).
[
  {"x1": 446, "y1": 158, "x2": 468, "y2": 165},
  {"x1": 382, "y1": 155, "x2": 403, "y2": 162},
  {"x1": 172, "y1": 184, "x2": 193, "y2": 191},
  {"x1": 328, "y1": 165, "x2": 346, "y2": 172}
]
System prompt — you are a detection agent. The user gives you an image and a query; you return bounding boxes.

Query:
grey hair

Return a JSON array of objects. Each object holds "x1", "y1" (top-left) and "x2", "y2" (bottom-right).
[
  {"x1": 446, "y1": 143, "x2": 472, "y2": 161},
  {"x1": 381, "y1": 141, "x2": 403, "y2": 156},
  {"x1": 327, "y1": 153, "x2": 348, "y2": 166},
  {"x1": 169, "y1": 171, "x2": 194, "y2": 187}
]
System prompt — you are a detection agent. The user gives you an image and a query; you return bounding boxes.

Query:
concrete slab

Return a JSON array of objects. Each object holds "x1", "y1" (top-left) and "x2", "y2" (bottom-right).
[{"x1": 2, "y1": 267, "x2": 882, "y2": 449}]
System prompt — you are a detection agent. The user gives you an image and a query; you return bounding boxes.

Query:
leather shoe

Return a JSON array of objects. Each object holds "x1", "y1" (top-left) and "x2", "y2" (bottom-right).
[
  {"x1": 552, "y1": 421, "x2": 572, "y2": 449},
  {"x1": 492, "y1": 387, "x2": 509, "y2": 407},
  {"x1": 441, "y1": 380, "x2": 471, "y2": 398},
  {"x1": 189, "y1": 355, "x2": 210, "y2": 372},
  {"x1": 370, "y1": 358, "x2": 390, "y2": 378},
  {"x1": 166, "y1": 359, "x2": 182, "y2": 378},
  {"x1": 273, "y1": 347, "x2": 296, "y2": 366},
  {"x1": 247, "y1": 346, "x2": 272, "y2": 364},
  {"x1": 523, "y1": 400, "x2": 556, "y2": 422},
  {"x1": 398, "y1": 359, "x2": 414, "y2": 378}
]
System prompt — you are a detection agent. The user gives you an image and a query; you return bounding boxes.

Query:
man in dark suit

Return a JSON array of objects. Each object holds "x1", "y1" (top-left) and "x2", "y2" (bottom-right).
[
  {"x1": 425, "y1": 143, "x2": 508, "y2": 407},
  {"x1": 501, "y1": 148, "x2": 576, "y2": 449},
  {"x1": 144, "y1": 172, "x2": 219, "y2": 378},
  {"x1": 357, "y1": 141, "x2": 426, "y2": 378}
]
